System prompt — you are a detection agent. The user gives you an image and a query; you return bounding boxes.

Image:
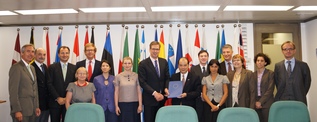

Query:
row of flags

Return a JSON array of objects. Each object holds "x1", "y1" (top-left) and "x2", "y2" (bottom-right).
[{"x1": 11, "y1": 25, "x2": 246, "y2": 76}]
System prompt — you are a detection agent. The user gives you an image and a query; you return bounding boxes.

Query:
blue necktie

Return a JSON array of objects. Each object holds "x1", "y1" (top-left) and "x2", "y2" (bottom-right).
[
  {"x1": 154, "y1": 60, "x2": 160, "y2": 77},
  {"x1": 287, "y1": 61, "x2": 291, "y2": 77},
  {"x1": 41, "y1": 64, "x2": 45, "y2": 74}
]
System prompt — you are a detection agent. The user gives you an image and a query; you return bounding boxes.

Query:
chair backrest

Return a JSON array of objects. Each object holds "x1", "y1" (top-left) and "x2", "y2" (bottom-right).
[
  {"x1": 268, "y1": 101, "x2": 310, "y2": 122},
  {"x1": 217, "y1": 107, "x2": 259, "y2": 122},
  {"x1": 155, "y1": 105, "x2": 198, "y2": 122},
  {"x1": 65, "y1": 103, "x2": 105, "y2": 122}
]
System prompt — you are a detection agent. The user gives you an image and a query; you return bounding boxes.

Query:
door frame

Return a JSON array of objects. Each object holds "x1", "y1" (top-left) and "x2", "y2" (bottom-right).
[{"x1": 254, "y1": 23, "x2": 302, "y2": 61}]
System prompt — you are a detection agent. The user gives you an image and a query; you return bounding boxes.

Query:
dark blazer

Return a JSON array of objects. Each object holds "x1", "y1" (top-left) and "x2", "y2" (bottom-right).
[
  {"x1": 169, "y1": 72, "x2": 201, "y2": 108},
  {"x1": 9, "y1": 60, "x2": 39, "y2": 116},
  {"x1": 219, "y1": 61, "x2": 228, "y2": 75},
  {"x1": 138, "y1": 57, "x2": 170, "y2": 106},
  {"x1": 31, "y1": 62, "x2": 50, "y2": 111},
  {"x1": 226, "y1": 68, "x2": 253, "y2": 108},
  {"x1": 250, "y1": 69, "x2": 275, "y2": 109},
  {"x1": 47, "y1": 62, "x2": 76, "y2": 108},
  {"x1": 190, "y1": 65, "x2": 208, "y2": 80},
  {"x1": 274, "y1": 59, "x2": 311, "y2": 104},
  {"x1": 76, "y1": 59, "x2": 102, "y2": 82}
]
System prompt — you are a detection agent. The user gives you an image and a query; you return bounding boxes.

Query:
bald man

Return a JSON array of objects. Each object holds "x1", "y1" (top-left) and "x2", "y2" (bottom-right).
[{"x1": 31, "y1": 48, "x2": 50, "y2": 122}]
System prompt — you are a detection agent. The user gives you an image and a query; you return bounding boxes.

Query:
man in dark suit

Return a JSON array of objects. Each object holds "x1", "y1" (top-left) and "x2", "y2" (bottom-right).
[
  {"x1": 31, "y1": 48, "x2": 50, "y2": 122},
  {"x1": 9, "y1": 44, "x2": 41, "y2": 122},
  {"x1": 274, "y1": 41, "x2": 311, "y2": 105},
  {"x1": 169, "y1": 57, "x2": 201, "y2": 108},
  {"x1": 219, "y1": 44, "x2": 234, "y2": 75},
  {"x1": 190, "y1": 50, "x2": 209, "y2": 122},
  {"x1": 76, "y1": 43, "x2": 102, "y2": 82},
  {"x1": 48, "y1": 46, "x2": 76, "y2": 122},
  {"x1": 138, "y1": 41, "x2": 170, "y2": 122}
]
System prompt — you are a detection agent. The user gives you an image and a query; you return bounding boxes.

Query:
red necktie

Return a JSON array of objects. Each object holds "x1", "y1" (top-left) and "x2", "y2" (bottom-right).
[
  {"x1": 88, "y1": 60, "x2": 92, "y2": 81},
  {"x1": 228, "y1": 62, "x2": 232, "y2": 72}
]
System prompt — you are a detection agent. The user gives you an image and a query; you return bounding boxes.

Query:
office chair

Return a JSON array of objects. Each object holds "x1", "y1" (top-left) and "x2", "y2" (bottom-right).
[
  {"x1": 155, "y1": 105, "x2": 198, "y2": 122},
  {"x1": 65, "y1": 103, "x2": 105, "y2": 122},
  {"x1": 268, "y1": 101, "x2": 310, "y2": 122},
  {"x1": 217, "y1": 107, "x2": 259, "y2": 122}
]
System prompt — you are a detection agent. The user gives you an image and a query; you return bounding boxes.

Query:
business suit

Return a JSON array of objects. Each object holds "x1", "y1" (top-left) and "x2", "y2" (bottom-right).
[
  {"x1": 47, "y1": 62, "x2": 76, "y2": 122},
  {"x1": 138, "y1": 57, "x2": 169, "y2": 122},
  {"x1": 169, "y1": 72, "x2": 201, "y2": 108},
  {"x1": 190, "y1": 65, "x2": 207, "y2": 122},
  {"x1": 76, "y1": 59, "x2": 102, "y2": 82},
  {"x1": 226, "y1": 68, "x2": 253, "y2": 108},
  {"x1": 274, "y1": 59, "x2": 311, "y2": 104},
  {"x1": 250, "y1": 69, "x2": 275, "y2": 122},
  {"x1": 31, "y1": 62, "x2": 50, "y2": 122},
  {"x1": 9, "y1": 60, "x2": 39, "y2": 122},
  {"x1": 219, "y1": 61, "x2": 233, "y2": 75}
]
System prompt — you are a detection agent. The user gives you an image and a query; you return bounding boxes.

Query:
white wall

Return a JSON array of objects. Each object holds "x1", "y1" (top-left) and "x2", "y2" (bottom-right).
[
  {"x1": 0, "y1": 23, "x2": 254, "y2": 122},
  {"x1": 301, "y1": 19, "x2": 317, "y2": 122}
]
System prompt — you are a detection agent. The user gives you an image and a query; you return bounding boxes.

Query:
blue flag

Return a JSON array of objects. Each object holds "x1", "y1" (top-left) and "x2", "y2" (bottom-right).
[{"x1": 55, "y1": 30, "x2": 62, "y2": 63}]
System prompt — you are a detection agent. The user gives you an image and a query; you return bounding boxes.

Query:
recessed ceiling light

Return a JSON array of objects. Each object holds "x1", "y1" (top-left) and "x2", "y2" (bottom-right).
[
  {"x1": 79, "y1": 7, "x2": 146, "y2": 13},
  {"x1": 224, "y1": 6, "x2": 293, "y2": 11},
  {"x1": 151, "y1": 6, "x2": 220, "y2": 12},
  {"x1": 14, "y1": 9, "x2": 78, "y2": 15},
  {"x1": 293, "y1": 6, "x2": 317, "y2": 11},
  {"x1": 0, "y1": 11, "x2": 17, "y2": 16}
]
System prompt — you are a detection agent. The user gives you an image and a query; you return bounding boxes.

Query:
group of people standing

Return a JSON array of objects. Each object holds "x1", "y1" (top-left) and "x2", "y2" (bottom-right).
[{"x1": 8, "y1": 40, "x2": 311, "y2": 122}]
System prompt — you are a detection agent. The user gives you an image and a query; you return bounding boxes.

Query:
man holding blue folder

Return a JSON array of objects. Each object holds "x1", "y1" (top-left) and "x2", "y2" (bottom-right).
[{"x1": 167, "y1": 57, "x2": 201, "y2": 109}]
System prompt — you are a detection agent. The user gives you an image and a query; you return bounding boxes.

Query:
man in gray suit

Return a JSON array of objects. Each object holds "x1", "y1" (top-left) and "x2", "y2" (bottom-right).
[
  {"x1": 274, "y1": 41, "x2": 311, "y2": 105},
  {"x1": 9, "y1": 44, "x2": 41, "y2": 122}
]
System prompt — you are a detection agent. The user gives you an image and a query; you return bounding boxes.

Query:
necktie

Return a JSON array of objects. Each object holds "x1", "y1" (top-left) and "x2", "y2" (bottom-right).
[
  {"x1": 182, "y1": 74, "x2": 185, "y2": 87},
  {"x1": 202, "y1": 67, "x2": 207, "y2": 76},
  {"x1": 41, "y1": 64, "x2": 45, "y2": 74},
  {"x1": 228, "y1": 62, "x2": 232, "y2": 72},
  {"x1": 27, "y1": 65, "x2": 35, "y2": 81},
  {"x1": 154, "y1": 60, "x2": 160, "y2": 77},
  {"x1": 287, "y1": 61, "x2": 291, "y2": 76},
  {"x1": 88, "y1": 60, "x2": 92, "y2": 81},
  {"x1": 62, "y1": 63, "x2": 67, "y2": 81}
]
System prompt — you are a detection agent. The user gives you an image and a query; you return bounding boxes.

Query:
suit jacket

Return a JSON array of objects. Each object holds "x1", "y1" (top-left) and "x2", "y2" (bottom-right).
[
  {"x1": 274, "y1": 59, "x2": 311, "y2": 104},
  {"x1": 31, "y1": 62, "x2": 50, "y2": 111},
  {"x1": 219, "y1": 61, "x2": 228, "y2": 75},
  {"x1": 9, "y1": 61, "x2": 39, "y2": 116},
  {"x1": 47, "y1": 62, "x2": 76, "y2": 108},
  {"x1": 190, "y1": 65, "x2": 208, "y2": 80},
  {"x1": 250, "y1": 69, "x2": 275, "y2": 109},
  {"x1": 76, "y1": 59, "x2": 102, "y2": 82},
  {"x1": 138, "y1": 57, "x2": 170, "y2": 106},
  {"x1": 226, "y1": 68, "x2": 253, "y2": 108},
  {"x1": 169, "y1": 72, "x2": 201, "y2": 108}
]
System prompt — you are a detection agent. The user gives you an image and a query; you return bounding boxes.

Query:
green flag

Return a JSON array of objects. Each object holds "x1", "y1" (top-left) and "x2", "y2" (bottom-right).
[
  {"x1": 133, "y1": 29, "x2": 140, "y2": 73},
  {"x1": 215, "y1": 30, "x2": 221, "y2": 60},
  {"x1": 122, "y1": 31, "x2": 129, "y2": 72}
]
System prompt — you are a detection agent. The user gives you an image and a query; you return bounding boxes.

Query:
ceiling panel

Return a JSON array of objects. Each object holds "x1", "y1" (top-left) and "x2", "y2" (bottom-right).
[{"x1": 0, "y1": 0, "x2": 316, "y2": 25}]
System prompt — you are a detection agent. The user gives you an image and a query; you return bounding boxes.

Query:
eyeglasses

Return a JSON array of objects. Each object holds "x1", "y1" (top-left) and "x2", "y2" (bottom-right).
[
  {"x1": 77, "y1": 73, "x2": 87, "y2": 76},
  {"x1": 85, "y1": 49, "x2": 95, "y2": 52},
  {"x1": 282, "y1": 48, "x2": 295, "y2": 51}
]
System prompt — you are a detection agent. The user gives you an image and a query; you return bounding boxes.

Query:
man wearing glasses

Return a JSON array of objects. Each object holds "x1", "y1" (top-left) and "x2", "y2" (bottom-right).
[
  {"x1": 76, "y1": 43, "x2": 102, "y2": 82},
  {"x1": 274, "y1": 41, "x2": 311, "y2": 105}
]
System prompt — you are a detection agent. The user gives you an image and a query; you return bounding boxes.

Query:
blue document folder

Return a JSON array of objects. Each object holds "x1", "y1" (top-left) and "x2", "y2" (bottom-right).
[{"x1": 168, "y1": 81, "x2": 183, "y2": 98}]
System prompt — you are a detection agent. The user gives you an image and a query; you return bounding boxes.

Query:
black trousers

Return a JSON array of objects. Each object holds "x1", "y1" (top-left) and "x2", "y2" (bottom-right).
[
  {"x1": 203, "y1": 99, "x2": 225, "y2": 122},
  {"x1": 49, "y1": 105, "x2": 66, "y2": 122}
]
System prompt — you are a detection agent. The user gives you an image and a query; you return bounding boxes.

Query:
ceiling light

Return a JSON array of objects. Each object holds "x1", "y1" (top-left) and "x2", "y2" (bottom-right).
[
  {"x1": 0, "y1": 11, "x2": 17, "y2": 16},
  {"x1": 224, "y1": 6, "x2": 293, "y2": 11},
  {"x1": 79, "y1": 7, "x2": 146, "y2": 13},
  {"x1": 293, "y1": 6, "x2": 317, "y2": 11},
  {"x1": 14, "y1": 9, "x2": 78, "y2": 15},
  {"x1": 151, "y1": 6, "x2": 220, "y2": 12}
]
